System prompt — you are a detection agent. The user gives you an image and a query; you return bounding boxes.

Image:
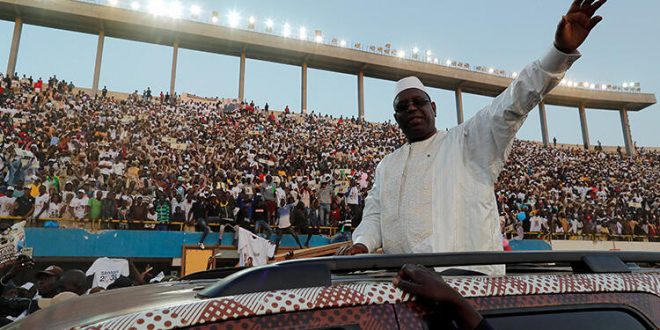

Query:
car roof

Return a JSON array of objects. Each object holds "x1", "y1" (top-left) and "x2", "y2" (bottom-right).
[
  {"x1": 12, "y1": 251, "x2": 660, "y2": 329},
  {"x1": 74, "y1": 272, "x2": 660, "y2": 330},
  {"x1": 8, "y1": 280, "x2": 213, "y2": 330}
]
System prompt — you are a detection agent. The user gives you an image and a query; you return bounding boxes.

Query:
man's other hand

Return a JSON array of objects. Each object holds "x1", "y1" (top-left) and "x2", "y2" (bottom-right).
[
  {"x1": 392, "y1": 264, "x2": 461, "y2": 303},
  {"x1": 555, "y1": 0, "x2": 606, "y2": 53},
  {"x1": 335, "y1": 243, "x2": 368, "y2": 256}
]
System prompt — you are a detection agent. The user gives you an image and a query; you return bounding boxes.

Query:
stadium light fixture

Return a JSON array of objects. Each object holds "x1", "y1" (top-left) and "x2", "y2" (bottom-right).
[
  {"x1": 622, "y1": 82, "x2": 628, "y2": 88},
  {"x1": 426, "y1": 50, "x2": 432, "y2": 57},
  {"x1": 601, "y1": 84, "x2": 607, "y2": 90},
  {"x1": 265, "y1": 18, "x2": 274, "y2": 32},
  {"x1": 282, "y1": 23, "x2": 291, "y2": 37},
  {"x1": 488, "y1": 68, "x2": 495, "y2": 74},
  {"x1": 248, "y1": 16, "x2": 256, "y2": 29},
  {"x1": 433, "y1": 58, "x2": 439, "y2": 64},
  {"x1": 108, "y1": 0, "x2": 119, "y2": 6},
  {"x1": 228, "y1": 10, "x2": 240, "y2": 28},
  {"x1": 168, "y1": 1, "x2": 183, "y2": 19},
  {"x1": 512, "y1": 72, "x2": 518, "y2": 78},
  {"x1": 149, "y1": 0, "x2": 166, "y2": 16},
  {"x1": 190, "y1": 5, "x2": 201, "y2": 17},
  {"x1": 130, "y1": 1, "x2": 140, "y2": 10},
  {"x1": 398, "y1": 50, "x2": 405, "y2": 58},
  {"x1": 314, "y1": 30, "x2": 323, "y2": 43},
  {"x1": 412, "y1": 47, "x2": 419, "y2": 54},
  {"x1": 445, "y1": 59, "x2": 452, "y2": 65},
  {"x1": 299, "y1": 26, "x2": 307, "y2": 40},
  {"x1": 211, "y1": 11, "x2": 219, "y2": 23},
  {"x1": 340, "y1": 39, "x2": 347, "y2": 47}
]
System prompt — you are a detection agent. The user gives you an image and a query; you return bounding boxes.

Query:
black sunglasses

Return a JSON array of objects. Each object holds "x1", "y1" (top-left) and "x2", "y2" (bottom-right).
[{"x1": 394, "y1": 97, "x2": 430, "y2": 113}]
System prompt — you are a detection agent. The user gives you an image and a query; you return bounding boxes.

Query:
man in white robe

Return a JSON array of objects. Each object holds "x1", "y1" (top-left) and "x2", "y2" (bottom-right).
[{"x1": 337, "y1": 0, "x2": 607, "y2": 275}]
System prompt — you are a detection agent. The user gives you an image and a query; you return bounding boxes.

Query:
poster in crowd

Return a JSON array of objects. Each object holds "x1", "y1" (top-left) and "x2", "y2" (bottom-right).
[{"x1": 0, "y1": 221, "x2": 26, "y2": 268}]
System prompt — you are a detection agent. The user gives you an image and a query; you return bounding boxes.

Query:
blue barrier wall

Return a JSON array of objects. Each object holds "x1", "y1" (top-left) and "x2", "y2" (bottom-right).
[
  {"x1": 509, "y1": 239, "x2": 552, "y2": 251},
  {"x1": 24, "y1": 229, "x2": 550, "y2": 258},
  {"x1": 25, "y1": 228, "x2": 330, "y2": 258}
]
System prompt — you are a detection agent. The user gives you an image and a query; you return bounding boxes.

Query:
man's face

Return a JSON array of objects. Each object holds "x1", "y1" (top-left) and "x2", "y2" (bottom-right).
[
  {"x1": 36, "y1": 275, "x2": 58, "y2": 297},
  {"x1": 393, "y1": 89, "x2": 437, "y2": 142}
]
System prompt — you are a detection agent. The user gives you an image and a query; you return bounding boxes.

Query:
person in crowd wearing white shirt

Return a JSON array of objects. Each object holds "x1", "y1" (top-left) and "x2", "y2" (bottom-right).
[
  {"x1": 70, "y1": 189, "x2": 89, "y2": 221},
  {"x1": 0, "y1": 187, "x2": 16, "y2": 217},
  {"x1": 274, "y1": 198, "x2": 304, "y2": 249},
  {"x1": 338, "y1": 0, "x2": 607, "y2": 275},
  {"x1": 32, "y1": 185, "x2": 50, "y2": 222}
]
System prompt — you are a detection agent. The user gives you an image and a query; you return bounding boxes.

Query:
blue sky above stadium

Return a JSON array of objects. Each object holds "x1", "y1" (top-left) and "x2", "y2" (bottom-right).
[{"x1": 0, "y1": 0, "x2": 657, "y2": 147}]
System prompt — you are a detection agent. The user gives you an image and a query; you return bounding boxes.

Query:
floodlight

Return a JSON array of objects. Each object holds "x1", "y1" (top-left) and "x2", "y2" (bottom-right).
[
  {"x1": 445, "y1": 59, "x2": 452, "y2": 65},
  {"x1": 266, "y1": 18, "x2": 274, "y2": 28},
  {"x1": 228, "y1": 10, "x2": 240, "y2": 28},
  {"x1": 299, "y1": 27, "x2": 307, "y2": 40},
  {"x1": 488, "y1": 68, "x2": 494, "y2": 74},
  {"x1": 314, "y1": 30, "x2": 323, "y2": 43},
  {"x1": 412, "y1": 47, "x2": 419, "y2": 54},
  {"x1": 622, "y1": 82, "x2": 628, "y2": 88},
  {"x1": 433, "y1": 58, "x2": 438, "y2": 64},
  {"x1": 283, "y1": 23, "x2": 291, "y2": 37},
  {"x1": 131, "y1": 1, "x2": 140, "y2": 10},
  {"x1": 248, "y1": 16, "x2": 256, "y2": 29},
  {"x1": 340, "y1": 39, "x2": 347, "y2": 47},
  {"x1": 149, "y1": 0, "x2": 166, "y2": 16},
  {"x1": 589, "y1": 83, "x2": 595, "y2": 89},
  {"x1": 512, "y1": 72, "x2": 518, "y2": 78},
  {"x1": 190, "y1": 5, "x2": 201, "y2": 16},
  {"x1": 168, "y1": 1, "x2": 183, "y2": 19},
  {"x1": 601, "y1": 84, "x2": 607, "y2": 90},
  {"x1": 397, "y1": 50, "x2": 405, "y2": 58},
  {"x1": 426, "y1": 50, "x2": 432, "y2": 56}
]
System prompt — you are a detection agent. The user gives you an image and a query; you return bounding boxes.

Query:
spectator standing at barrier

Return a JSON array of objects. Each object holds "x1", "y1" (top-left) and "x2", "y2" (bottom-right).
[
  {"x1": 253, "y1": 194, "x2": 273, "y2": 239},
  {"x1": 345, "y1": 179, "x2": 361, "y2": 228},
  {"x1": 0, "y1": 187, "x2": 16, "y2": 218},
  {"x1": 153, "y1": 192, "x2": 171, "y2": 231},
  {"x1": 88, "y1": 191, "x2": 103, "y2": 230},
  {"x1": 318, "y1": 180, "x2": 333, "y2": 226},
  {"x1": 261, "y1": 175, "x2": 278, "y2": 224},
  {"x1": 339, "y1": 0, "x2": 608, "y2": 275},
  {"x1": 274, "y1": 199, "x2": 304, "y2": 249},
  {"x1": 14, "y1": 185, "x2": 35, "y2": 222},
  {"x1": 191, "y1": 194, "x2": 210, "y2": 249}
]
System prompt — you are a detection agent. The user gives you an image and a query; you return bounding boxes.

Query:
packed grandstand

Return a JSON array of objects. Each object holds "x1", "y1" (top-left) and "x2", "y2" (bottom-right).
[{"x1": 1, "y1": 72, "x2": 658, "y2": 242}]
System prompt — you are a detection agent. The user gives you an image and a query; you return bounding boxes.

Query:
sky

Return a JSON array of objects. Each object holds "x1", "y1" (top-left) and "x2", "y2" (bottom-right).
[{"x1": 0, "y1": 0, "x2": 658, "y2": 147}]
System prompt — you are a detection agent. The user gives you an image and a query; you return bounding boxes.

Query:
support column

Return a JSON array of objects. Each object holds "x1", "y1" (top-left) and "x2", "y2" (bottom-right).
[
  {"x1": 170, "y1": 40, "x2": 179, "y2": 96},
  {"x1": 619, "y1": 108, "x2": 635, "y2": 156},
  {"x1": 91, "y1": 31, "x2": 105, "y2": 95},
  {"x1": 301, "y1": 63, "x2": 307, "y2": 114},
  {"x1": 238, "y1": 48, "x2": 246, "y2": 102},
  {"x1": 578, "y1": 104, "x2": 590, "y2": 150},
  {"x1": 6, "y1": 17, "x2": 23, "y2": 77},
  {"x1": 455, "y1": 87, "x2": 464, "y2": 124},
  {"x1": 357, "y1": 70, "x2": 364, "y2": 120},
  {"x1": 538, "y1": 101, "x2": 549, "y2": 146}
]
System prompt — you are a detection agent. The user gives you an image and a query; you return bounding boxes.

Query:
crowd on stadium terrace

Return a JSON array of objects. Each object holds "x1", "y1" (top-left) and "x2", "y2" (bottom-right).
[
  {"x1": 498, "y1": 141, "x2": 659, "y2": 240},
  {"x1": 0, "y1": 72, "x2": 658, "y2": 243}
]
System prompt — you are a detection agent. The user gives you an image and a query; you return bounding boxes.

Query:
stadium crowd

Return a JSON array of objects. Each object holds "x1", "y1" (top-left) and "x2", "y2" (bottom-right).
[{"x1": 0, "y1": 71, "x2": 658, "y2": 243}]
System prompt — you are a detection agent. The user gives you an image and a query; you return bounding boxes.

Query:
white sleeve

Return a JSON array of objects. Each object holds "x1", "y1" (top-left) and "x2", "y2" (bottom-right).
[
  {"x1": 86, "y1": 258, "x2": 100, "y2": 276},
  {"x1": 119, "y1": 259, "x2": 130, "y2": 277},
  {"x1": 460, "y1": 45, "x2": 581, "y2": 183},
  {"x1": 351, "y1": 161, "x2": 383, "y2": 253}
]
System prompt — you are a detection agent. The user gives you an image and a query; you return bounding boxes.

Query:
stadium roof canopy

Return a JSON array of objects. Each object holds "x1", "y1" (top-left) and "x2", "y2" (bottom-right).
[{"x1": 0, "y1": 0, "x2": 655, "y2": 111}]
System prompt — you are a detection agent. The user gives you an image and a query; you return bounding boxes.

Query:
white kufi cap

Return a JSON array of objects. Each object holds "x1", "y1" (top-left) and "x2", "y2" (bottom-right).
[{"x1": 394, "y1": 76, "x2": 427, "y2": 99}]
